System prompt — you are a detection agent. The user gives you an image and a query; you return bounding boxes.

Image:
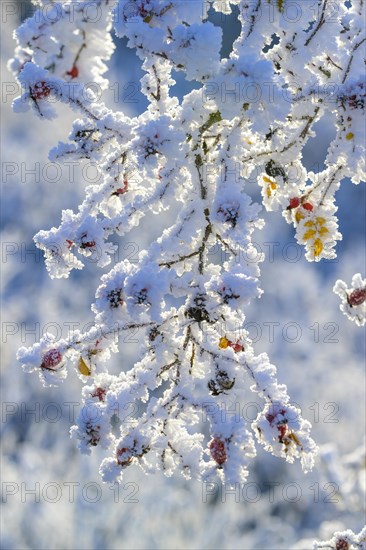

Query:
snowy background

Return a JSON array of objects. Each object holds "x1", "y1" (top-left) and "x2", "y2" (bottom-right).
[{"x1": 1, "y1": 2, "x2": 365, "y2": 549}]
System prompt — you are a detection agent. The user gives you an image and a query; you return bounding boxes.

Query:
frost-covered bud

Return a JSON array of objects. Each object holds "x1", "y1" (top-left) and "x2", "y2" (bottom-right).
[
  {"x1": 208, "y1": 369, "x2": 235, "y2": 395},
  {"x1": 185, "y1": 293, "x2": 211, "y2": 323},
  {"x1": 107, "y1": 288, "x2": 124, "y2": 308},
  {"x1": 85, "y1": 422, "x2": 101, "y2": 447},
  {"x1": 217, "y1": 201, "x2": 240, "y2": 228},
  {"x1": 91, "y1": 387, "x2": 107, "y2": 402}
]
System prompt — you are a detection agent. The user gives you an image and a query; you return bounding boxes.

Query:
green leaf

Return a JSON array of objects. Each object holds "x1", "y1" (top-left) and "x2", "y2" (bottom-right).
[
  {"x1": 319, "y1": 66, "x2": 331, "y2": 78},
  {"x1": 200, "y1": 111, "x2": 222, "y2": 134}
]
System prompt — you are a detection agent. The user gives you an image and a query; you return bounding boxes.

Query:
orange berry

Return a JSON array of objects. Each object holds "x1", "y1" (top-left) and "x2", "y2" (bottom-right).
[{"x1": 66, "y1": 65, "x2": 79, "y2": 79}]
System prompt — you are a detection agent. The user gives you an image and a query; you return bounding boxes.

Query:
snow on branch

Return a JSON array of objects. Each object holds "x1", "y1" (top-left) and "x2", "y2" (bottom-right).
[{"x1": 313, "y1": 526, "x2": 366, "y2": 550}]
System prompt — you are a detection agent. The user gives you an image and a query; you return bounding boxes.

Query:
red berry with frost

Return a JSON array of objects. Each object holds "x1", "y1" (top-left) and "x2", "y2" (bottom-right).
[
  {"x1": 31, "y1": 81, "x2": 51, "y2": 100},
  {"x1": 81, "y1": 241, "x2": 96, "y2": 248},
  {"x1": 209, "y1": 437, "x2": 227, "y2": 465},
  {"x1": 266, "y1": 407, "x2": 287, "y2": 426},
  {"x1": 302, "y1": 202, "x2": 313, "y2": 211},
  {"x1": 66, "y1": 65, "x2": 79, "y2": 79},
  {"x1": 113, "y1": 179, "x2": 128, "y2": 196},
  {"x1": 347, "y1": 287, "x2": 366, "y2": 307},
  {"x1": 80, "y1": 234, "x2": 96, "y2": 249},
  {"x1": 41, "y1": 349, "x2": 62, "y2": 370},
  {"x1": 91, "y1": 387, "x2": 106, "y2": 401},
  {"x1": 116, "y1": 447, "x2": 132, "y2": 466},
  {"x1": 288, "y1": 197, "x2": 300, "y2": 210},
  {"x1": 232, "y1": 341, "x2": 245, "y2": 353},
  {"x1": 336, "y1": 539, "x2": 349, "y2": 550}
]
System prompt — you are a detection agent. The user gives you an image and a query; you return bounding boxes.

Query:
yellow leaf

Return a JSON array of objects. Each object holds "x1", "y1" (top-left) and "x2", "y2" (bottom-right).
[
  {"x1": 262, "y1": 175, "x2": 272, "y2": 183},
  {"x1": 288, "y1": 431, "x2": 301, "y2": 447},
  {"x1": 219, "y1": 336, "x2": 230, "y2": 349},
  {"x1": 316, "y1": 217, "x2": 326, "y2": 225},
  {"x1": 303, "y1": 229, "x2": 316, "y2": 240},
  {"x1": 313, "y1": 238, "x2": 323, "y2": 256},
  {"x1": 266, "y1": 186, "x2": 272, "y2": 198},
  {"x1": 319, "y1": 226, "x2": 329, "y2": 235},
  {"x1": 78, "y1": 357, "x2": 91, "y2": 376},
  {"x1": 295, "y1": 211, "x2": 304, "y2": 224},
  {"x1": 271, "y1": 182, "x2": 277, "y2": 190},
  {"x1": 304, "y1": 220, "x2": 315, "y2": 227},
  {"x1": 345, "y1": 132, "x2": 354, "y2": 140}
]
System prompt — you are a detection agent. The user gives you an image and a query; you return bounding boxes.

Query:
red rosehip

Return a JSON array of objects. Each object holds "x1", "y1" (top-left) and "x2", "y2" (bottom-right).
[
  {"x1": 347, "y1": 287, "x2": 366, "y2": 307},
  {"x1": 232, "y1": 341, "x2": 245, "y2": 353},
  {"x1": 116, "y1": 447, "x2": 132, "y2": 466},
  {"x1": 209, "y1": 437, "x2": 227, "y2": 466},
  {"x1": 66, "y1": 65, "x2": 79, "y2": 79},
  {"x1": 302, "y1": 202, "x2": 313, "y2": 211},
  {"x1": 288, "y1": 197, "x2": 300, "y2": 210},
  {"x1": 31, "y1": 81, "x2": 51, "y2": 100},
  {"x1": 41, "y1": 349, "x2": 62, "y2": 370}
]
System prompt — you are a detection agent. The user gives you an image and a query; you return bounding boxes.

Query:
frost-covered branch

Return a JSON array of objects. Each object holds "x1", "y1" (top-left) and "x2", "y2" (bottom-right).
[
  {"x1": 11, "y1": 0, "x2": 365, "y2": 485},
  {"x1": 313, "y1": 526, "x2": 366, "y2": 550}
]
